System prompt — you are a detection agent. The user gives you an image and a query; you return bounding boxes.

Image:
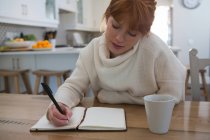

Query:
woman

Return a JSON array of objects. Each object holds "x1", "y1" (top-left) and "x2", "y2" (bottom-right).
[{"x1": 47, "y1": 0, "x2": 186, "y2": 126}]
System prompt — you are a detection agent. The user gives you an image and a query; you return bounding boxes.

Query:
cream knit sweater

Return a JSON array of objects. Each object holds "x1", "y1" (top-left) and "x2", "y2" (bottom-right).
[{"x1": 55, "y1": 33, "x2": 186, "y2": 108}]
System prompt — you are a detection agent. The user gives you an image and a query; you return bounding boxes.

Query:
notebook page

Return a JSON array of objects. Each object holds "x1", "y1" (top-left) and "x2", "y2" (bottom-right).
[{"x1": 78, "y1": 107, "x2": 126, "y2": 130}]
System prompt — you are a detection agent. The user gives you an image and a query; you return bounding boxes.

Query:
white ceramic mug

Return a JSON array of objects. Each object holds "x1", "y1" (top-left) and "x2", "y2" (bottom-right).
[{"x1": 144, "y1": 94, "x2": 176, "y2": 134}]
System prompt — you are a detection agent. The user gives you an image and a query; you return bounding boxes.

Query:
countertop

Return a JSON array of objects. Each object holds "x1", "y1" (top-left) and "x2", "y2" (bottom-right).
[
  {"x1": 0, "y1": 47, "x2": 82, "y2": 55},
  {"x1": 0, "y1": 46, "x2": 181, "y2": 56}
]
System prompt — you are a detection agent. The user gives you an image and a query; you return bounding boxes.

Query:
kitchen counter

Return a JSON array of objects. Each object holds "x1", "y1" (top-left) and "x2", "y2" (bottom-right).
[
  {"x1": 0, "y1": 47, "x2": 82, "y2": 55},
  {"x1": 0, "y1": 46, "x2": 181, "y2": 57}
]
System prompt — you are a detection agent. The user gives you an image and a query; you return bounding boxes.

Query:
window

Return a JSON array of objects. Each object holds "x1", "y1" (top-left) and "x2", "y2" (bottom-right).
[{"x1": 151, "y1": 6, "x2": 172, "y2": 45}]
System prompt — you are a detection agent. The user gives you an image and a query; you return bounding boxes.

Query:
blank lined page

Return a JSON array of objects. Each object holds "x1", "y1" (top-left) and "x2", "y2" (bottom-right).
[{"x1": 78, "y1": 107, "x2": 126, "y2": 130}]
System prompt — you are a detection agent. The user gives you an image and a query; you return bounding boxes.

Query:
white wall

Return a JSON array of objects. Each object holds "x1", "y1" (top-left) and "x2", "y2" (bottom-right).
[
  {"x1": 157, "y1": 0, "x2": 172, "y2": 6},
  {"x1": 173, "y1": 0, "x2": 210, "y2": 65}
]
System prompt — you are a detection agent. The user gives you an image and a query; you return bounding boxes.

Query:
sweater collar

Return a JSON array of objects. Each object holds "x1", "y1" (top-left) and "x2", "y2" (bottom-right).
[{"x1": 99, "y1": 33, "x2": 141, "y2": 67}]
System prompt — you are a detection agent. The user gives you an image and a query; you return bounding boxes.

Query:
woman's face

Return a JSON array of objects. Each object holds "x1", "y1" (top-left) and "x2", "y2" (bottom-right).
[{"x1": 105, "y1": 16, "x2": 142, "y2": 58}]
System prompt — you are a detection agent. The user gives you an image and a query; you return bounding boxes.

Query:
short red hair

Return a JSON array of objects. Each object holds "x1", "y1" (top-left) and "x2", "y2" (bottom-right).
[{"x1": 104, "y1": 0, "x2": 157, "y2": 36}]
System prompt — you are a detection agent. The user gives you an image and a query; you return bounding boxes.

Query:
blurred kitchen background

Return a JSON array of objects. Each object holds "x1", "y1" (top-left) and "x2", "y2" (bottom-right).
[
  {"x1": 0, "y1": 0, "x2": 210, "y2": 94},
  {"x1": 0, "y1": 0, "x2": 210, "y2": 65}
]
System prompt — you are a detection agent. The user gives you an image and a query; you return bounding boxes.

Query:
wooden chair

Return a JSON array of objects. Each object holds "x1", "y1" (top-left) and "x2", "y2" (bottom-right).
[
  {"x1": 32, "y1": 69, "x2": 72, "y2": 95},
  {"x1": 0, "y1": 69, "x2": 32, "y2": 94},
  {"x1": 185, "y1": 67, "x2": 207, "y2": 98},
  {"x1": 189, "y1": 48, "x2": 210, "y2": 101}
]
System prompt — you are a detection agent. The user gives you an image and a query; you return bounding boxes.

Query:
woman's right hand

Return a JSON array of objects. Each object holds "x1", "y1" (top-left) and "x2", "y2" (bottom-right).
[{"x1": 47, "y1": 103, "x2": 72, "y2": 126}]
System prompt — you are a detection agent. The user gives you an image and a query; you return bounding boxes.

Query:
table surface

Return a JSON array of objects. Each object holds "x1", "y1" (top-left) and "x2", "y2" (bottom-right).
[{"x1": 0, "y1": 93, "x2": 210, "y2": 140}]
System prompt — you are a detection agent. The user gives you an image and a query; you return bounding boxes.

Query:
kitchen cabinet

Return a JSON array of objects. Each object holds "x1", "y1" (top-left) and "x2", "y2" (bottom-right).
[
  {"x1": 60, "y1": 0, "x2": 94, "y2": 31},
  {"x1": 60, "y1": 0, "x2": 110, "y2": 32},
  {"x1": 0, "y1": 0, "x2": 59, "y2": 28},
  {"x1": 82, "y1": 0, "x2": 94, "y2": 30},
  {"x1": 59, "y1": 0, "x2": 77, "y2": 12},
  {"x1": 60, "y1": 0, "x2": 96, "y2": 31},
  {"x1": 0, "y1": 55, "x2": 36, "y2": 71},
  {"x1": 92, "y1": 0, "x2": 110, "y2": 30}
]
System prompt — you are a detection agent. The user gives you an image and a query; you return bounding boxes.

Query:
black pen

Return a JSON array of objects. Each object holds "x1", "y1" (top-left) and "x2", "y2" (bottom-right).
[{"x1": 41, "y1": 83, "x2": 65, "y2": 115}]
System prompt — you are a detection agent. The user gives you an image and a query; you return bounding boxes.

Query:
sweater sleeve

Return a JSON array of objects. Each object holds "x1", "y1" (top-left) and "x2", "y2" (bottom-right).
[
  {"x1": 54, "y1": 54, "x2": 91, "y2": 108},
  {"x1": 155, "y1": 50, "x2": 186, "y2": 103}
]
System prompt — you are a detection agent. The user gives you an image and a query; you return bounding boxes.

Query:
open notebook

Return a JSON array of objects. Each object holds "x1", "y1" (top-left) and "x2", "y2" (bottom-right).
[{"x1": 30, "y1": 107, "x2": 127, "y2": 131}]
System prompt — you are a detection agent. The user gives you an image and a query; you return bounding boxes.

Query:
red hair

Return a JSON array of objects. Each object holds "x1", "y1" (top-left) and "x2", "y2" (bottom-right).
[{"x1": 104, "y1": 0, "x2": 157, "y2": 36}]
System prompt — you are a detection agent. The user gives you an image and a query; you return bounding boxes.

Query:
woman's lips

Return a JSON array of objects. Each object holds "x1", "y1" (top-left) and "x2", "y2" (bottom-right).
[{"x1": 112, "y1": 42, "x2": 124, "y2": 49}]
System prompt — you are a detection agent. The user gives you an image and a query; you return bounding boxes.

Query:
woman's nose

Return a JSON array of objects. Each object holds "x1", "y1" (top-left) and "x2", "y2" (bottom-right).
[{"x1": 116, "y1": 32, "x2": 126, "y2": 42}]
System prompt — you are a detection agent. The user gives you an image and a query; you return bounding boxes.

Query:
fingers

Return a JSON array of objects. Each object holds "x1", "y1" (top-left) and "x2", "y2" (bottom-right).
[
  {"x1": 47, "y1": 103, "x2": 72, "y2": 126},
  {"x1": 62, "y1": 105, "x2": 72, "y2": 120}
]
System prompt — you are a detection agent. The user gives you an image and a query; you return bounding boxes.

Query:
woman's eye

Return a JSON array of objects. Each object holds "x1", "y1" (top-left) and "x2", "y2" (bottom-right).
[
  {"x1": 112, "y1": 24, "x2": 120, "y2": 29},
  {"x1": 128, "y1": 32, "x2": 137, "y2": 37}
]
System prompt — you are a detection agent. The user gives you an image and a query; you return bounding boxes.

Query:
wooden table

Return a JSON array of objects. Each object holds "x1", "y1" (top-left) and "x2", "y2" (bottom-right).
[{"x1": 0, "y1": 93, "x2": 210, "y2": 140}]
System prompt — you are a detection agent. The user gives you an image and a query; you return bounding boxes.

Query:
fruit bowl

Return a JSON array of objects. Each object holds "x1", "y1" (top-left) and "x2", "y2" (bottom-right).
[{"x1": 32, "y1": 40, "x2": 52, "y2": 50}]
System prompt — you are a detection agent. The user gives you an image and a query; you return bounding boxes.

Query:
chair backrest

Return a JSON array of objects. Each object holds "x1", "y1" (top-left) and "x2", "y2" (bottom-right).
[{"x1": 189, "y1": 48, "x2": 210, "y2": 101}]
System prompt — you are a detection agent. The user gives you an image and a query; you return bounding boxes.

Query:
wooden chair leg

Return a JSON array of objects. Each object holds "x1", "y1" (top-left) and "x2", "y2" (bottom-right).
[
  {"x1": 200, "y1": 70, "x2": 208, "y2": 101},
  {"x1": 42, "y1": 76, "x2": 50, "y2": 95},
  {"x1": 56, "y1": 75, "x2": 62, "y2": 87},
  {"x1": 63, "y1": 74, "x2": 67, "y2": 81},
  {"x1": 185, "y1": 70, "x2": 190, "y2": 95},
  {"x1": 63, "y1": 72, "x2": 70, "y2": 80},
  {"x1": 21, "y1": 72, "x2": 32, "y2": 94},
  {"x1": 43, "y1": 76, "x2": 50, "y2": 84},
  {"x1": 4, "y1": 76, "x2": 10, "y2": 93},
  {"x1": 34, "y1": 75, "x2": 41, "y2": 95},
  {"x1": 14, "y1": 75, "x2": 20, "y2": 94}
]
